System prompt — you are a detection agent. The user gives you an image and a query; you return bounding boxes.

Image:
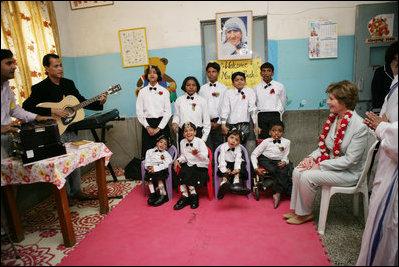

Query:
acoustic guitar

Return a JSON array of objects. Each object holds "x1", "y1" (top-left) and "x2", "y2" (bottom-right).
[{"x1": 36, "y1": 84, "x2": 121, "y2": 135}]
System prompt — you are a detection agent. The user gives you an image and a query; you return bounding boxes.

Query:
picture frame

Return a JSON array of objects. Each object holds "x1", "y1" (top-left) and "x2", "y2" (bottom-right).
[
  {"x1": 70, "y1": 1, "x2": 113, "y2": 10},
  {"x1": 118, "y1": 27, "x2": 149, "y2": 68},
  {"x1": 216, "y1": 10, "x2": 253, "y2": 60}
]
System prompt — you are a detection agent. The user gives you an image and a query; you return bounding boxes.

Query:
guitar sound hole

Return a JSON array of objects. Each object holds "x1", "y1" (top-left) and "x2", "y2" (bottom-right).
[{"x1": 65, "y1": 107, "x2": 74, "y2": 116}]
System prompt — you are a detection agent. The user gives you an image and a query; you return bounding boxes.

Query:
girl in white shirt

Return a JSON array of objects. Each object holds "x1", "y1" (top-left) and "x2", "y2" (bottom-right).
[
  {"x1": 136, "y1": 66, "x2": 172, "y2": 159},
  {"x1": 216, "y1": 128, "x2": 250, "y2": 200},
  {"x1": 172, "y1": 77, "x2": 210, "y2": 149},
  {"x1": 173, "y1": 122, "x2": 209, "y2": 210},
  {"x1": 144, "y1": 135, "x2": 173, "y2": 207}
]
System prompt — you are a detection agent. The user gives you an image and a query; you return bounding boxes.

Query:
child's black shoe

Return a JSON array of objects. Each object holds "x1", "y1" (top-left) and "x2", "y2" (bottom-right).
[
  {"x1": 152, "y1": 195, "x2": 169, "y2": 207},
  {"x1": 190, "y1": 194, "x2": 199, "y2": 209},
  {"x1": 230, "y1": 183, "x2": 251, "y2": 195},
  {"x1": 147, "y1": 193, "x2": 158, "y2": 206},
  {"x1": 173, "y1": 195, "x2": 190, "y2": 210},
  {"x1": 217, "y1": 181, "x2": 231, "y2": 199}
]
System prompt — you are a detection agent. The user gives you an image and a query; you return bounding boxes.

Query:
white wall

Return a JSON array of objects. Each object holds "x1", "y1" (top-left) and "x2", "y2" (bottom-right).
[{"x1": 53, "y1": 1, "x2": 390, "y2": 57}]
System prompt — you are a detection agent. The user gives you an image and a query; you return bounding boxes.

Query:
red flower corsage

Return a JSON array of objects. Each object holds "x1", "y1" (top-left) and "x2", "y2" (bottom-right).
[
  {"x1": 279, "y1": 147, "x2": 285, "y2": 151},
  {"x1": 270, "y1": 89, "x2": 275, "y2": 94},
  {"x1": 159, "y1": 91, "x2": 163, "y2": 95},
  {"x1": 192, "y1": 103, "x2": 196, "y2": 111},
  {"x1": 212, "y1": 92, "x2": 220, "y2": 97},
  {"x1": 242, "y1": 94, "x2": 246, "y2": 99},
  {"x1": 160, "y1": 155, "x2": 165, "y2": 160}
]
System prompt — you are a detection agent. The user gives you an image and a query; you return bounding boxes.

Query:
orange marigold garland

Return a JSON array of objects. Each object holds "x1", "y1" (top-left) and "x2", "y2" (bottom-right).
[{"x1": 316, "y1": 111, "x2": 353, "y2": 164}]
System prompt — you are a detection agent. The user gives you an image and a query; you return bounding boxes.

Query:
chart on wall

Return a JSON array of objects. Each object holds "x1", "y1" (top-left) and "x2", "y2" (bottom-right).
[
  {"x1": 118, "y1": 27, "x2": 149, "y2": 68},
  {"x1": 309, "y1": 20, "x2": 338, "y2": 59}
]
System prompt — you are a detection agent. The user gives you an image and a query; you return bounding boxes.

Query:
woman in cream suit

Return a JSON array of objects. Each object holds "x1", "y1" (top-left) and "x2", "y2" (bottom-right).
[{"x1": 284, "y1": 81, "x2": 369, "y2": 224}]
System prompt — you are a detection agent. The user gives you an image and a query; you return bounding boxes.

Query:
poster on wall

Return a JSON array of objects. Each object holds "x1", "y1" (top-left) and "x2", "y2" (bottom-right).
[
  {"x1": 216, "y1": 10, "x2": 253, "y2": 61},
  {"x1": 70, "y1": 1, "x2": 113, "y2": 10},
  {"x1": 365, "y1": 14, "x2": 397, "y2": 43},
  {"x1": 214, "y1": 58, "x2": 262, "y2": 88},
  {"x1": 309, "y1": 20, "x2": 338, "y2": 59},
  {"x1": 118, "y1": 27, "x2": 149, "y2": 68}
]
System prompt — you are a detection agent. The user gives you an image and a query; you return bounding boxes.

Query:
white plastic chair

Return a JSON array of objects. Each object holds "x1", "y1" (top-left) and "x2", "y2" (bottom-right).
[{"x1": 317, "y1": 139, "x2": 379, "y2": 235}]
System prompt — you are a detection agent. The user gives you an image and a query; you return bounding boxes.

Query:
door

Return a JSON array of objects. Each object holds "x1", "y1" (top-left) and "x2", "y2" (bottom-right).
[{"x1": 354, "y1": 2, "x2": 398, "y2": 117}]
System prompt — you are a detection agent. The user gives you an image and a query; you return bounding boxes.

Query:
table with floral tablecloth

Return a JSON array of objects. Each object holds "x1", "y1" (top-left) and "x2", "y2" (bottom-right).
[{"x1": 1, "y1": 142, "x2": 113, "y2": 247}]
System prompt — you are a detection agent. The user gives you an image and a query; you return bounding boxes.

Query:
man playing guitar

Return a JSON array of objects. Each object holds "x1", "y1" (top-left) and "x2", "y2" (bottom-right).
[{"x1": 23, "y1": 53, "x2": 107, "y2": 201}]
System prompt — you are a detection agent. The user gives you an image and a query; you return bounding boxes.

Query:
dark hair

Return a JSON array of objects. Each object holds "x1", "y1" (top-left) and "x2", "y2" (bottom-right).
[
  {"x1": 269, "y1": 120, "x2": 285, "y2": 131},
  {"x1": 156, "y1": 134, "x2": 171, "y2": 148},
  {"x1": 231, "y1": 72, "x2": 246, "y2": 83},
  {"x1": 325, "y1": 80, "x2": 359, "y2": 110},
  {"x1": 182, "y1": 121, "x2": 197, "y2": 131},
  {"x1": 227, "y1": 128, "x2": 243, "y2": 143},
  {"x1": 181, "y1": 76, "x2": 201, "y2": 93},
  {"x1": 206, "y1": 62, "x2": 221, "y2": 72},
  {"x1": 144, "y1": 65, "x2": 162, "y2": 82},
  {"x1": 385, "y1": 41, "x2": 398, "y2": 64},
  {"x1": 260, "y1": 62, "x2": 274, "y2": 72},
  {"x1": 43, "y1": 53, "x2": 59, "y2": 67},
  {"x1": 1, "y1": 49, "x2": 13, "y2": 61}
]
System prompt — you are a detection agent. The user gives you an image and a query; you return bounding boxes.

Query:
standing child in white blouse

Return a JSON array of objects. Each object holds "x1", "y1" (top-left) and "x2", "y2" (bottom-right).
[
  {"x1": 217, "y1": 128, "x2": 251, "y2": 199},
  {"x1": 136, "y1": 65, "x2": 172, "y2": 159},
  {"x1": 199, "y1": 62, "x2": 228, "y2": 153},
  {"x1": 251, "y1": 121, "x2": 291, "y2": 209},
  {"x1": 173, "y1": 122, "x2": 209, "y2": 210},
  {"x1": 144, "y1": 135, "x2": 173, "y2": 207},
  {"x1": 172, "y1": 76, "x2": 210, "y2": 148},
  {"x1": 253, "y1": 62, "x2": 287, "y2": 139},
  {"x1": 220, "y1": 71, "x2": 256, "y2": 145}
]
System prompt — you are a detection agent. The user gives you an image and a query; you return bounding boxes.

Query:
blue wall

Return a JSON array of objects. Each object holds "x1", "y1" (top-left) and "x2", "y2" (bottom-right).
[{"x1": 63, "y1": 35, "x2": 354, "y2": 117}]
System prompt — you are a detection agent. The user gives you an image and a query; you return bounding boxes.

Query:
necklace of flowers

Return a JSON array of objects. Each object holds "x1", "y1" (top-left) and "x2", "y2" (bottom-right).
[{"x1": 316, "y1": 110, "x2": 353, "y2": 164}]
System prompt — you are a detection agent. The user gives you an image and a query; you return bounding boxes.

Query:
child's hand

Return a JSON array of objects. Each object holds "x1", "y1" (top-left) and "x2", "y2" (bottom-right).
[
  {"x1": 147, "y1": 166, "x2": 155, "y2": 173},
  {"x1": 221, "y1": 124, "x2": 229, "y2": 136},
  {"x1": 172, "y1": 123, "x2": 179, "y2": 134},
  {"x1": 226, "y1": 168, "x2": 231, "y2": 174},
  {"x1": 278, "y1": 161, "x2": 286, "y2": 168},
  {"x1": 232, "y1": 169, "x2": 240, "y2": 175},
  {"x1": 173, "y1": 160, "x2": 181, "y2": 172},
  {"x1": 211, "y1": 122, "x2": 220, "y2": 130},
  {"x1": 191, "y1": 149, "x2": 199, "y2": 156},
  {"x1": 255, "y1": 168, "x2": 266, "y2": 176}
]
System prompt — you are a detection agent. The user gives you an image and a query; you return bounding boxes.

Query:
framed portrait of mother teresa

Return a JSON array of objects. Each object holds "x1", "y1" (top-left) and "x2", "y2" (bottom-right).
[{"x1": 216, "y1": 10, "x2": 253, "y2": 60}]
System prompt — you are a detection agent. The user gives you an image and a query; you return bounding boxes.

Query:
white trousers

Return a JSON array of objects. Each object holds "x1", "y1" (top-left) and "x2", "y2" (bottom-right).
[{"x1": 290, "y1": 167, "x2": 357, "y2": 216}]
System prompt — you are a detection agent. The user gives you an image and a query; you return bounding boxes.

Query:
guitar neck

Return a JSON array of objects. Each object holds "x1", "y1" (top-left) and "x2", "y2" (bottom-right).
[{"x1": 72, "y1": 92, "x2": 106, "y2": 111}]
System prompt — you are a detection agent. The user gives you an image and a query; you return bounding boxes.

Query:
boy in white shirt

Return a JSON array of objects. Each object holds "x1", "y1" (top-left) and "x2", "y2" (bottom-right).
[
  {"x1": 199, "y1": 62, "x2": 227, "y2": 153},
  {"x1": 251, "y1": 121, "x2": 291, "y2": 209},
  {"x1": 217, "y1": 128, "x2": 251, "y2": 199},
  {"x1": 253, "y1": 62, "x2": 287, "y2": 139},
  {"x1": 220, "y1": 72, "x2": 256, "y2": 145},
  {"x1": 144, "y1": 135, "x2": 173, "y2": 207},
  {"x1": 173, "y1": 122, "x2": 209, "y2": 210}
]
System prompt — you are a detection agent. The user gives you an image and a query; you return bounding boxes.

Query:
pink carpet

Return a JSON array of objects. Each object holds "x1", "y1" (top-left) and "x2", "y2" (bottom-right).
[{"x1": 58, "y1": 185, "x2": 331, "y2": 266}]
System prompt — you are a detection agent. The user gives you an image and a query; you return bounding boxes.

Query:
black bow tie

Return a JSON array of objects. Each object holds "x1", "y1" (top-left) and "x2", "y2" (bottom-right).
[
  {"x1": 273, "y1": 140, "x2": 281, "y2": 144},
  {"x1": 227, "y1": 147, "x2": 235, "y2": 152},
  {"x1": 149, "y1": 87, "x2": 157, "y2": 91},
  {"x1": 154, "y1": 149, "x2": 159, "y2": 152},
  {"x1": 210, "y1": 83, "x2": 216, "y2": 87},
  {"x1": 264, "y1": 83, "x2": 271, "y2": 89},
  {"x1": 186, "y1": 143, "x2": 193, "y2": 147},
  {"x1": 187, "y1": 96, "x2": 194, "y2": 100}
]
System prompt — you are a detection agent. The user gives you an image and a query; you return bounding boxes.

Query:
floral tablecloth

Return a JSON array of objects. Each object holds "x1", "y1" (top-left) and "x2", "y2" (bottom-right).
[{"x1": 1, "y1": 142, "x2": 112, "y2": 189}]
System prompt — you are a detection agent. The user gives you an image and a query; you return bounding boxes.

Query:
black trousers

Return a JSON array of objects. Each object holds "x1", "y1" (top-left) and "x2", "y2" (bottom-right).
[
  {"x1": 141, "y1": 117, "x2": 171, "y2": 159},
  {"x1": 257, "y1": 111, "x2": 281, "y2": 139},
  {"x1": 258, "y1": 155, "x2": 291, "y2": 195}
]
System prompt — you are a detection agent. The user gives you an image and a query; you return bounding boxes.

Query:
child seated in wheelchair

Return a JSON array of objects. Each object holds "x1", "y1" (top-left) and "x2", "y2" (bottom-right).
[
  {"x1": 217, "y1": 128, "x2": 251, "y2": 199},
  {"x1": 144, "y1": 135, "x2": 173, "y2": 207},
  {"x1": 173, "y1": 122, "x2": 209, "y2": 210},
  {"x1": 251, "y1": 121, "x2": 292, "y2": 208}
]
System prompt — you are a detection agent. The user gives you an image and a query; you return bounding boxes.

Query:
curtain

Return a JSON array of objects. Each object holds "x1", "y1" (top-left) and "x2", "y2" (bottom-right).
[{"x1": 1, "y1": 1, "x2": 61, "y2": 106}]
